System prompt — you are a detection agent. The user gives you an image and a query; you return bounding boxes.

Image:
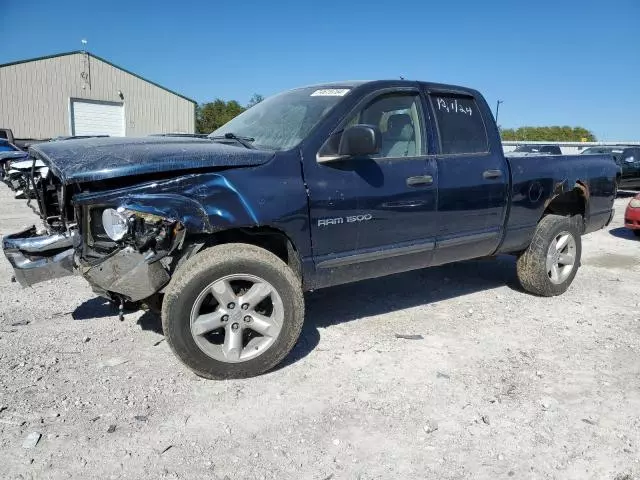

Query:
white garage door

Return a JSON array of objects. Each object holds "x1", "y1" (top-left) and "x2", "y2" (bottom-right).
[{"x1": 71, "y1": 100, "x2": 125, "y2": 137}]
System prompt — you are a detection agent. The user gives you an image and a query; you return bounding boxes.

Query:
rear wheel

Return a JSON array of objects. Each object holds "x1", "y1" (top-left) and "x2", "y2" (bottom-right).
[
  {"x1": 517, "y1": 214, "x2": 582, "y2": 297},
  {"x1": 162, "y1": 243, "x2": 304, "y2": 379}
]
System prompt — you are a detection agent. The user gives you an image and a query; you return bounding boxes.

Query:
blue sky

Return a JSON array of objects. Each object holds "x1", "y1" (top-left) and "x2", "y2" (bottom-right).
[{"x1": 1, "y1": 0, "x2": 639, "y2": 140}]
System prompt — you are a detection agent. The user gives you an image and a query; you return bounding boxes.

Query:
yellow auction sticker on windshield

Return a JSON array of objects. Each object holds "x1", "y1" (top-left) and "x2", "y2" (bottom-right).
[{"x1": 310, "y1": 89, "x2": 350, "y2": 97}]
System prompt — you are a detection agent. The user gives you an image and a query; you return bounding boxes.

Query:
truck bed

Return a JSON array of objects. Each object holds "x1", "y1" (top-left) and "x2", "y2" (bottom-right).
[{"x1": 500, "y1": 153, "x2": 617, "y2": 254}]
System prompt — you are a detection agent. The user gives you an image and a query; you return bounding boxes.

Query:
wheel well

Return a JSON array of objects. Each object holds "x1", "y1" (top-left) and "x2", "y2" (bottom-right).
[
  {"x1": 543, "y1": 186, "x2": 587, "y2": 219},
  {"x1": 189, "y1": 227, "x2": 303, "y2": 281}
]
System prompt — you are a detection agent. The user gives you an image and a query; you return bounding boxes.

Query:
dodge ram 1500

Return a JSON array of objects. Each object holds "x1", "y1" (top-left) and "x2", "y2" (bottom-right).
[{"x1": 2, "y1": 80, "x2": 618, "y2": 379}]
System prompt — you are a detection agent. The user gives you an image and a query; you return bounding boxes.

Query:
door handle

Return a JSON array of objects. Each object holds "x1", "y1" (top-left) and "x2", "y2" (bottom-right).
[
  {"x1": 483, "y1": 169, "x2": 503, "y2": 180},
  {"x1": 406, "y1": 175, "x2": 433, "y2": 187}
]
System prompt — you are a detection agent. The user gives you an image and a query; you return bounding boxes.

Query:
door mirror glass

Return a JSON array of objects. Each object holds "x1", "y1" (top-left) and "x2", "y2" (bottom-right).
[{"x1": 337, "y1": 125, "x2": 381, "y2": 157}]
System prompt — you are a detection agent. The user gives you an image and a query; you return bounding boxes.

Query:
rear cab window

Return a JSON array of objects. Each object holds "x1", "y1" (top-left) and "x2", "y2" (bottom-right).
[{"x1": 428, "y1": 93, "x2": 489, "y2": 155}]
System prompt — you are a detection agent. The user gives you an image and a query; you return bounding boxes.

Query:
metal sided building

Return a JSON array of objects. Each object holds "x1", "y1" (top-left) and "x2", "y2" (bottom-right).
[{"x1": 0, "y1": 51, "x2": 196, "y2": 140}]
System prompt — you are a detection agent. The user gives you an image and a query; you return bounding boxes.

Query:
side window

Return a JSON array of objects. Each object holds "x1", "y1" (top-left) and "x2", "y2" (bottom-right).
[
  {"x1": 352, "y1": 93, "x2": 423, "y2": 158},
  {"x1": 319, "y1": 93, "x2": 424, "y2": 159},
  {"x1": 429, "y1": 93, "x2": 488, "y2": 154}
]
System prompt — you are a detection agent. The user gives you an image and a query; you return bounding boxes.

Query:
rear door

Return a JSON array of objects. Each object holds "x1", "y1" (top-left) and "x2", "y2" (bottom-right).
[{"x1": 425, "y1": 89, "x2": 509, "y2": 265}]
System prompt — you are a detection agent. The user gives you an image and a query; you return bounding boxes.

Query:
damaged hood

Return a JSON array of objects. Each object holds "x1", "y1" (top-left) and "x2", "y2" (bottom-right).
[{"x1": 29, "y1": 136, "x2": 275, "y2": 184}]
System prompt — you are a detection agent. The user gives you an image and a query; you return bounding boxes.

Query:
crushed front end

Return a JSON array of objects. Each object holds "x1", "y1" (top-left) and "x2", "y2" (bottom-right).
[
  {"x1": 76, "y1": 205, "x2": 185, "y2": 301},
  {"x1": 3, "y1": 226, "x2": 77, "y2": 287},
  {"x1": 2, "y1": 159, "x2": 79, "y2": 287},
  {"x1": 2, "y1": 159, "x2": 186, "y2": 305}
]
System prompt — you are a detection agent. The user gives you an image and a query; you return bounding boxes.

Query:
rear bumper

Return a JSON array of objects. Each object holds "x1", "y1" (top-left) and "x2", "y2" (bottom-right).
[
  {"x1": 624, "y1": 205, "x2": 640, "y2": 229},
  {"x1": 2, "y1": 226, "x2": 77, "y2": 287},
  {"x1": 625, "y1": 216, "x2": 640, "y2": 230}
]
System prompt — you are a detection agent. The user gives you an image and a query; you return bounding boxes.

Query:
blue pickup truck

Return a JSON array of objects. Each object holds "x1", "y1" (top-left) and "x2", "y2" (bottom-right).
[{"x1": 3, "y1": 80, "x2": 618, "y2": 379}]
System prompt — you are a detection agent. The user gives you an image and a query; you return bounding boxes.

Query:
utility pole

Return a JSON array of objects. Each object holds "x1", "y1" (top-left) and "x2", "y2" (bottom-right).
[
  {"x1": 80, "y1": 39, "x2": 91, "y2": 90},
  {"x1": 495, "y1": 100, "x2": 504, "y2": 125}
]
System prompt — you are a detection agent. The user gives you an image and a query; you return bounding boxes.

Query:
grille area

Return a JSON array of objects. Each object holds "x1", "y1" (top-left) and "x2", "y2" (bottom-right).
[{"x1": 24, "y1": 162, "x2": 71, "y2": 233}]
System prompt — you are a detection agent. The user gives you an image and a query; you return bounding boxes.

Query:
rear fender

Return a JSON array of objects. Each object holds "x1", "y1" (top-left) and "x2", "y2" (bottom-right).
[{"x1": 542, "y1": 179, "x2": 590, "y2": 222}]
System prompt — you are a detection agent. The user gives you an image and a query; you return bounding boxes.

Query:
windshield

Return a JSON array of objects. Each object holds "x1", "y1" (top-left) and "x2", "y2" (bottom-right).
[{"x1": 209, "y1": 87, "x2": 350, "y2": 151}]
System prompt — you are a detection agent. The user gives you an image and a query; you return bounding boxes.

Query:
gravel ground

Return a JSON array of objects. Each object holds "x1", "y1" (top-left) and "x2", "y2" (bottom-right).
[{"x1": 0, "y1": 182, "x2": 639, "y2": 480}]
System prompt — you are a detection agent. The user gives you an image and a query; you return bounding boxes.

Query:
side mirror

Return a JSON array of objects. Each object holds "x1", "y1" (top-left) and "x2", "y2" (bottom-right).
[{"x1": 338, "y1": 125, "x2": 381, "y2": 157}]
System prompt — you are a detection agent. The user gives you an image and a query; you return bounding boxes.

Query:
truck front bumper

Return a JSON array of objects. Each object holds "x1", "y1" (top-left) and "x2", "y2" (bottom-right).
[
  {"x1": 3, "y1": 226, "x2": 170, "y2": 301},
  {"x1": 2, "y1": 226, "x2": 77, "y2": 287}
]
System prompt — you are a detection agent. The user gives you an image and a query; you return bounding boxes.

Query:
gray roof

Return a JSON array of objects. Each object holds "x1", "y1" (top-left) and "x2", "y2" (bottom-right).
[{"x1": 0, "y1": 51, "x2": 196, "y2": 104}]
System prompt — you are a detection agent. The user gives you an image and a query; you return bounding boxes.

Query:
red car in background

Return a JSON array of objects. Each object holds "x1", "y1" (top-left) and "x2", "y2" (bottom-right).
[{"x1": 624, "y1": 193, "x2": 640, "y2": 237}]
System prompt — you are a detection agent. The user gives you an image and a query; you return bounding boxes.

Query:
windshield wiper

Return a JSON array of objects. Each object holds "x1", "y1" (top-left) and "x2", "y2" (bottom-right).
[{"x1": 209, "y1": 132, "x2": 255, "y2": 149}]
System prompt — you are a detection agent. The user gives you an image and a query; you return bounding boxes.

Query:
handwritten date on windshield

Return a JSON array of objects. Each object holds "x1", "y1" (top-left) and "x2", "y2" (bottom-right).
[{"x1": 435, "y1": 98, "x2": 473, "y2": 116}]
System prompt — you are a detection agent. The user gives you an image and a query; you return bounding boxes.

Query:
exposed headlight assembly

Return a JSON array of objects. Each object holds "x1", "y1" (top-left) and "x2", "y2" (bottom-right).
[
  {"x1": 99, "y1": 206, "x2": 184, "y2": 256},
  {"x1": 102, "y1": 207, "x2": 129, "y2": 241},
  {"x1": 629, "y1": 198, "x2": 640, "y2": 208}
]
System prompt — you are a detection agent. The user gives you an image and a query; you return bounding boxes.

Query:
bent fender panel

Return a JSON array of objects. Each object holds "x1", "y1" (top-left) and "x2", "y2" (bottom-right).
[
  {"x1": 72, "y1": 166, "x2": 312, "y2": 260},
  {"x1": 73, "y1": 173, "x2": 260, "y2": 234}
]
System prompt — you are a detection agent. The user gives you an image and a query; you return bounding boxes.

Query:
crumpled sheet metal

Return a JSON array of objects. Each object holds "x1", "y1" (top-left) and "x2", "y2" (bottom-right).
[{"x1": 29, "y1": 136, "x2": 274, "y2": 184}]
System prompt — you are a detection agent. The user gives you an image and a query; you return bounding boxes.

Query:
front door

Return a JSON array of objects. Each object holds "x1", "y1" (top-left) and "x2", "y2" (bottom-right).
[{"x1": 304, "y1": 89, "x2": 438, "y2": 286}]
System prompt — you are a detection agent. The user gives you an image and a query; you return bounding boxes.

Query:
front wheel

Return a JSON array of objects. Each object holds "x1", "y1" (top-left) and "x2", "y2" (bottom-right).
[
  {"x1": 517, "y1": 214, "x2": 582, "y2": 297},
  {"x1": 162, "y1": 243, "x2": 304, "y2": 379}
]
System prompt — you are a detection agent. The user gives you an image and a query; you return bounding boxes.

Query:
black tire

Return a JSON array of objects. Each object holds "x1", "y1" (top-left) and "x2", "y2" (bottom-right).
[
  {"x1": 516, "y1": 214, "x2": 582, "y2": 297},
  {"x1": 161, "y1": 243, "x2": 304, "y2": 379}
]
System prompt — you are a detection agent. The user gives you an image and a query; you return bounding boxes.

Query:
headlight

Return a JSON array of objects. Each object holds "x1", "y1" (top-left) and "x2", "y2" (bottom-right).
[
  {"x1": 630, "y1": 198, "x2": 640, "y2": 208},
  {"x1": 102, "y1": 207, "x2": 129, "y2": 240}
]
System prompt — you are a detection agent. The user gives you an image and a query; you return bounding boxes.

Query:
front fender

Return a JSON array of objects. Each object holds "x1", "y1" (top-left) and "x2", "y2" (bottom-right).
[
  {"x1": 73, "y1": 173, "x2": 260, "y2": 233},
  {"x1": 117, "y1": 193, "x2": 213, "y2": 233}
]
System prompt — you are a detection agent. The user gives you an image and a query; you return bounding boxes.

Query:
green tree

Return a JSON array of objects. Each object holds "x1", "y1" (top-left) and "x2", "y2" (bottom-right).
[
  {"x1": 247, "y1": 93, "x2": 264, "y2": 108},
  {"x1": 196, "y1": 99, "x2": 245, "y2": 134},
  {"x1": 501, "y1": 126, "x2": 596, "y2": 142}
]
